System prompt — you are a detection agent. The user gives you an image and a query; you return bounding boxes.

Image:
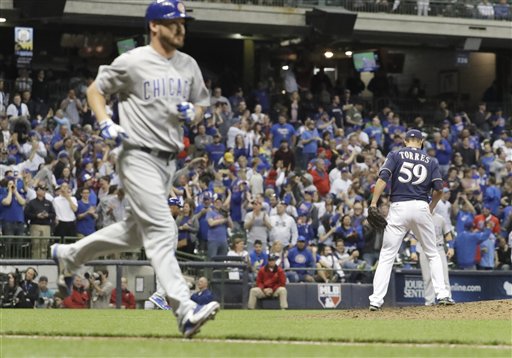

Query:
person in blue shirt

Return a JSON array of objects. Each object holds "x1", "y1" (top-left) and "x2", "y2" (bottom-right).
[
  {"x1": 299, "y1": 120, "x2": 322, "y2": 170},
  {"x1": 286, "y1": 236, "x2": 315, "y2": 283},
  {"x1": 483, "y1": 176, "x2": 501, "y2": 217},
  {"x1": 249, "y1": 240, "x2": 268, "y2": 274},
  {"x1": 76, "y1": 187, "x2": 97, "y2": 237},
  {"x1": 270, "y1": 115, "x2": 295, "y2": 150},
  {"x1": 455, "y1": 221, "x2": 493, "y2": 269},
  {"x1": 191, "y1": 277, "x2": 214, "y2": 306},
  {"x1": 206, "y1": 195, "x2": 232, "y2": 260},
  {"x1": 1, "y1": 177, "x2": 26, "y2": 235},
  {"x1": 453, "y1": 192, "x2": 476, "y2": 237},
  {"x1": 204, "y1": 132, "x2": 226, "y2": 168},
  {"x1": 478, "y1": 233, "x2": 496, "y2": 270},
  {"x1": 432, "y1": 131, "x2": 452, "y2": 178},
  {"x1": 195, "y1": 191, "x2": 213, "y2": 254}
]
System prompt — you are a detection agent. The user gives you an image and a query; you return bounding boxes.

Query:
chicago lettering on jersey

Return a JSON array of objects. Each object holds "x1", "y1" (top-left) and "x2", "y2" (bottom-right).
[
  {"x1": 398, "y1": 150, "x2": 431, "y2": 164},
  {"x1": 142, "y1": 77, "x2": 190, "y2": 101}
]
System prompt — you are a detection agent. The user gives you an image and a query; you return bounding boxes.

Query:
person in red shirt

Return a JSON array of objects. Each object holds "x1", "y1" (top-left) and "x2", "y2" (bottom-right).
[
  {"x1": 63, "y1": 275, "x2": 89, "y2": 309},
  {"x1": 473, "y1": 206, "x2": 501, "y2": 235},
  {"x1": 109, "y1": 277, "x2": 136, "y2": 309},
  {"x1": 309, "y1": 158, "x2": 330, "y2": 197},
  {"x1": 247, "y1": 255, "x2": 287, "y2": 309}
]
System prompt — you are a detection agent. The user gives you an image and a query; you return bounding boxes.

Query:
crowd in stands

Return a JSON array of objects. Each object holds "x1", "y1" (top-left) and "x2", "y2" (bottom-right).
[
  {"x1": 198, "y1": 0, "x2": 512, "y2": 21},
  {"x1": 0, "y1": 61, "x2": 511, "y2": 307}
]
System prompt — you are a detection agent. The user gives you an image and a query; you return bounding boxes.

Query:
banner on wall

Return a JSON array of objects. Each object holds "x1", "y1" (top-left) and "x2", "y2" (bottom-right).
[
  {"x1": 394, "y1": 270, "x2": 512, "y2": 305},
  {"x1": 14, "y1": 27, "x2": 33, "y2": 68}
]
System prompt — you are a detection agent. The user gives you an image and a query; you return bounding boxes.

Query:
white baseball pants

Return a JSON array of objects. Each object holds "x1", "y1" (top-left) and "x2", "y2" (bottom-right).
[
  {"x1": 56, "y1": 148, "x2": 195, "y2": 318},
  {"x1": 420, "y1": 245, "x2": 451, "y2": 305},
  {"x1": 369, "y1": 200, "x2": 450, "y2": 307}
]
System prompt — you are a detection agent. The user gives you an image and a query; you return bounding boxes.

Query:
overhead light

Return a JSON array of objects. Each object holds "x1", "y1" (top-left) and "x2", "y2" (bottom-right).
[
  {"x1": 324, "y1": 51, "x2": 334, "y2": 59},
  {"x1": 281, "y1": 65, "x2": 289, "y2": 71},
  {"x1": 0, "y1": 18, "x2": 6, "y2": 23},
  {"x1": 345, "y1": 50, "x2": 353, "y2": 57},
  {"x1": 233, "y1": 33, "x2": 243, "y2": 39}
]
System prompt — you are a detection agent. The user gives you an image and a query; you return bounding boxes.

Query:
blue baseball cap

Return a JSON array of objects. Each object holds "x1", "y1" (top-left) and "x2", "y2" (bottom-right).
[
  {"x1": 168, "y1": 197, "x2": 182, "y2": 207},
  {"x1": 405, "y1": 129, "x2": 423, "y2": 140},
  {"x1": 297, "y1": 236, "x2": 306, "y2": 242}
]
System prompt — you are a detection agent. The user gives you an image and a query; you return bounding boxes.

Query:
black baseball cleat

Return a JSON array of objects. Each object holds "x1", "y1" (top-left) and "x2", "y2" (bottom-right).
[
  {"x1": 437, "y1": 297, "x2": 456, "y2": 306},
  {"x1": 369, "y1": 305, "x2": 381, "y2": 311}
]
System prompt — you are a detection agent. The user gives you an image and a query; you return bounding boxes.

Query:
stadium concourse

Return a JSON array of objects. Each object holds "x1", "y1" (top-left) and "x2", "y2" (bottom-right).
[{"x1": 0, "y1": 58, "x2": 511, "y2": 309}]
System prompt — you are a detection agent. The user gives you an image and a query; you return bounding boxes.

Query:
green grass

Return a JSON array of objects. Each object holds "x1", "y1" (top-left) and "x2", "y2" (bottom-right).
[{"x1": 1, "y1": 310, "x2": 511, "y2": 357}]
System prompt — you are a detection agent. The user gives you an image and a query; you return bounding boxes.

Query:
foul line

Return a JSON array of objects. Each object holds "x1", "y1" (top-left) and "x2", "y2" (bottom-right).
[{"x1": 3, "y1": 335, "x2": 511, "y2": 350}]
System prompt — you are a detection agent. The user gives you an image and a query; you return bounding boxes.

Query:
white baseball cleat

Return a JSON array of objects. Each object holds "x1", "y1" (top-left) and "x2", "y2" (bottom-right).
[{"x1": 180, "y1": 301, "x2": 220, "y2": 339}]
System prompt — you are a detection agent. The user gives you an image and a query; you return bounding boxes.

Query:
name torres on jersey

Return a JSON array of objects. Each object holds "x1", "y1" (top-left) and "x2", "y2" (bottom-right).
[{"x1": 397, "y1": 150, "x2": 431, "y2": 164}]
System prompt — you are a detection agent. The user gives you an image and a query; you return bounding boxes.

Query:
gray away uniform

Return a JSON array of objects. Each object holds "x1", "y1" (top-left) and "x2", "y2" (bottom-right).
[{"x1": 57, "y1": 45, "x2": 209, "y2": 317}]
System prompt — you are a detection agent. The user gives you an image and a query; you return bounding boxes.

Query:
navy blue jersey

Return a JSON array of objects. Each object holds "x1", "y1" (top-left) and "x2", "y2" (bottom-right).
[{"x1": 379, "y1": 147, "x2": 442, "y2": 203}]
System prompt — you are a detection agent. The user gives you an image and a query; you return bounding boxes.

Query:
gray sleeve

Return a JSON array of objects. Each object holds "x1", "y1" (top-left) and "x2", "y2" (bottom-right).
[
  {"x1": 95, "y1": 53, "x2": 131, "y2": 96},
  {"x1": 188, "y1": 58, "x2": 210, "y2": 107}
]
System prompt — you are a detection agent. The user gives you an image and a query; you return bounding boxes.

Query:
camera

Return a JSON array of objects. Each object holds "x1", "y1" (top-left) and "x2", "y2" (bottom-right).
[
  {"x1": 84, "y1": 271, "x2": 101, "y2": 281},
  {"x1": 38, "y1": 296, "x2": 54, "y2": 309}
]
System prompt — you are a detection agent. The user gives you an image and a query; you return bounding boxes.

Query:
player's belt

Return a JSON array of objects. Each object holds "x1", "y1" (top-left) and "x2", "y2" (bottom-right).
[{"x1": 140, "y1": 147, "x2": 177, "y2": 161}]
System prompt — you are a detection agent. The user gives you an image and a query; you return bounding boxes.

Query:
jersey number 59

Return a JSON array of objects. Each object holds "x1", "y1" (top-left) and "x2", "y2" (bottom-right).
[{"x1": 398, "y1": 162, "x2": 427, "y2": 185}]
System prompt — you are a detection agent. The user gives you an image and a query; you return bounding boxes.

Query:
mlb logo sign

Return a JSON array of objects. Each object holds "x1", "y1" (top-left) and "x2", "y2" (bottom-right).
[{"x1": 317, "y1": 284, "x2": 342, "y2": 309}]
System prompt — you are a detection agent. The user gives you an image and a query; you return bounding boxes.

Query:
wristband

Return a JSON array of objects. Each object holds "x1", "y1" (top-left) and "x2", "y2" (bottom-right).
[
  {"x1": 447, "y1": 240, "x2": 454, "y2": 249},
  {"x1": 410, "y1": 245, "x2": 417, "y2": 254}
]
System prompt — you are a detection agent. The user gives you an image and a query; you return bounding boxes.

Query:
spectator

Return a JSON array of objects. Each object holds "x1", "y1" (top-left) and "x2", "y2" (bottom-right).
[
  {"x1": 37, "y1": 275, "x2": 54, "y2": 309},
  {"x1": 76, "y1": 187, "x2": 98, "y2": 238},
  {"x1": 52, "y1": 183, "x2": 78, "y2": 238},
  {"x1": 191, "y1": 277, "x2": 214, "y2": 306},
  {"x1": 432, "y1": 132, "x2": 452, "y2": 178},
  {"x1": 273, "y1": 140, "x2": 295, "y2": 171},
  {"x1": 206, "y1": 195, "x2": 232, "y2": 259},
  {"x1": 176, "y1": 199, "x2": 199, "y2": 255},
  {"x1": 248, "y1": 254, "x2": 287, "y2": 310},
  {"x1": 88, "y1": 269, "x2": 113, "y2": 309},
  {"x1": 60, "y1": 89, "x2": 83, "y2": 126},
  {"x1": 1, "y1": 176, "x2": 27, "y2": 236},
  {"x1": 19, "y1": 267, "x2": 39, "y2": 308},
  {"x1": 270, "y1": 115, "x2": 295, "y2": 151},
  {"x1": 204, "y1": 132, "x2": 226, "y2": 168},
  {"x1": 286, "y1": 236, "x2": 315, "y2": 283},
  {"x1": 244, "y1": 199, "x2": 272, "y2": 251},
  {"x1": 495, "y1": 236, "x2": 511, "y2": 270},
  {"x1": 269, "y1": 201, "x2": 298, "y2": 249},
  {"x1": 194, "y1": 124, "x2": 213, "y2": 155},
  {"x1": 455, "y1": 221, "x2": 493, "y2": 269},
  {"x1": 494, "y1": 0, "x2": 511, "y2": 20},
  {"x1": 109, "y1": 277, "x2": 135, "y2": 309},
  {"x1": 1, "y1": 272, "x2": 25, "y2": 308},
  {"x1": 227, "y1": 237, "x2": 251, "y2": 273},
  {"x1": 249, "y1": 239, "x2": 269, "y2": 274},
  {"x1": 63, "y1": 275, "x2": 89, "y2": 309},
  {"x1": 452, "y1": 192, "x2": 476, "y2": 236},
  {"x1": 21, "y1": 131, "x2": 47, "y2": 175},
  {"x1": 316, "y1": 245, "x2": 345, "y2": 283},
  {"x1": 6, "y1": 93, "x2": 30, "y2": 120},
  {"x1": 477, "y1": 0, "x2": 495, "y2": 19},
  {"x1": 473, "y1": 206, "x2": 501, "y2": 235},
  {"x1": 24, "y1": 184, "x2": 55, "y2": 259},
  {"x1": 334, "y1": 239, "x2": 367, "y2": 270},
  {"x1": 309, "y1": 159, "x2": 330, "y2": 197},
  {"x1": 210, "y1": 87, "x2": 231, "y2": 113}
]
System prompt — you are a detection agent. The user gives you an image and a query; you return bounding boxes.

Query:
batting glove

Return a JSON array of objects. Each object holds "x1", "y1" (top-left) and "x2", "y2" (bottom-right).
[
  {"x1": 99, "y1": 119, "x2": 127, "y2": 140},
  {"x1": 177, "y1": 102, "x2": 195, "y2": 124}
]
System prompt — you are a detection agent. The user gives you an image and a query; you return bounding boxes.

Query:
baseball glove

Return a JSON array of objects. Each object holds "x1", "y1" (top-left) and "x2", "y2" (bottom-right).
[{"x1": 367, "y1": 206, "x2": 388, "y2": 230}]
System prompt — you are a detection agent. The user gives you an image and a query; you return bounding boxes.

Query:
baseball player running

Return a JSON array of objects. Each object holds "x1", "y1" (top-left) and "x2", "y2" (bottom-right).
[
  {"x1": 51, "y1": 0, "x2": 219, "y2": 338},
  {"x1": 409, "y1": 212, "x2": 455, "y2": 306},
  {"x1": 367, "y1": 129, "x2": 453, "y2": 310}
]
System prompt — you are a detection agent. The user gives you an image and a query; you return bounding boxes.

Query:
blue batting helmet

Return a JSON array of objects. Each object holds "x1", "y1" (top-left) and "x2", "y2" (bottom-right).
[{"x1": 145, "y1": 0, "x2": 193, "y2": 22}]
